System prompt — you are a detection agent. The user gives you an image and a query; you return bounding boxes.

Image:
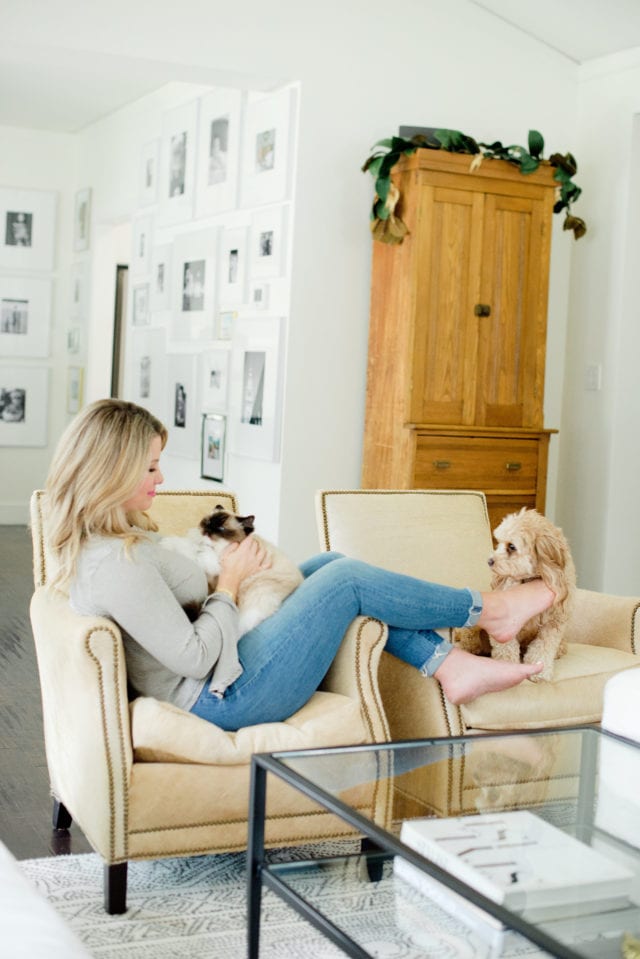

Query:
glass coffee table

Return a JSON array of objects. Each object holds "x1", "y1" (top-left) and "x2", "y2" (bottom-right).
[{"x1": 247, "y1": 726, "x2": 640, "y2": 959}]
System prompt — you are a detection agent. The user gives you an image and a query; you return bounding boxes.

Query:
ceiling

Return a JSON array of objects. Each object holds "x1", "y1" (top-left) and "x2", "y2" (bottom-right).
[{"x1": 2, "y1": 2, "x2": 640, "y2": 134}]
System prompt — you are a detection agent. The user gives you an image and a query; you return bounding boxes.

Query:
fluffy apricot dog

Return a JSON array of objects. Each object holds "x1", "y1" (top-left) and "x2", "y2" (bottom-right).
[{"x1": 453, "y1": 508, "x2": 576, "y2": 682}]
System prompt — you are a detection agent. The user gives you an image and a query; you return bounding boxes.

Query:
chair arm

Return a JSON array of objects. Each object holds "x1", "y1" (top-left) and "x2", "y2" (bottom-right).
[
  {"x1": 320, "y1": 616, "x2": 391, "y2": 744},
  {"x1": 565, "y1": 588, "x2": 640, "y2": 654},
  {"x1": 30, "y1": 587, "x2": 133, "y2": 862}
]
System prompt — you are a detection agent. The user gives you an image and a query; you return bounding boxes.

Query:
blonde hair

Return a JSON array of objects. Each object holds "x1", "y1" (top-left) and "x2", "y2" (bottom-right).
[{"x1": 45, "y1": 399, "x2": 168, "y2": 589}]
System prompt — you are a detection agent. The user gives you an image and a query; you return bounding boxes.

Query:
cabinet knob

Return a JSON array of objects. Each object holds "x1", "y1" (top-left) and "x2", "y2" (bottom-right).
[
  {"x1": 433, "y1": 460, "x2": 451, "y2": 470},
  {"x1": 474, "y1": 304, "x2": 492, "y2": 317},
  {"x1": 505, "y1": 461, "x2": 522, "y2": 472}
]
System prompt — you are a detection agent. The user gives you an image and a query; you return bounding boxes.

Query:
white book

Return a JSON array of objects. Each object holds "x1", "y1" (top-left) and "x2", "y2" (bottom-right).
[{"x1": 399, "y1": 810, "x2": 633, "y2": 920}]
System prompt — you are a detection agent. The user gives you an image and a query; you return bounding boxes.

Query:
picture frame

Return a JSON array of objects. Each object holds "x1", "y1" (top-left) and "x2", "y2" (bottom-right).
[
  {"x1": 170, "y1": 228, "x2": 218, "y2": 344},
  {"x1": 229, "y1": 315, "x2": 284, "y2": 462},
  {"x1": 195, "y1": 88, "x2": 244, "y2": 217},
  {"x1": 0, "y1": 187, "x2": 57, "y2": 272},
  {"x1": 66, "y1": 365, "x2": 84, "y2": 414},
  {"x1": 249, "y1": 280, "x2": 269, "y2": 310},
  {"x1": 240, "y1": 87, "x2": 295, "y2": 207},
  {"x1": 69, "y1": 261, "x2": 89, "y2": 319},
  {"x1": 131, "y1": 282, "x2": 150, "y2": 327},
  {"x1": 0, "y1": 366, "x2": 49, "y2": 446},
  {"x1": 201, "y1": 347, "x2": 230, "y2": 412},
  {"x1": 73, "y1": 187, "x2": 92, "y2": 253},
  {"x1": 218, "y1": 226, "x2": 248, "y2": 305},
  {"x1": 150, "y1": 244, "x2": 172, "y2": 313},
  {"x1": 66, "y1": 326, "x2": 81, "y2": 354},
  {"x1": 166, "y1": 353, "x2": 199, "y2": 458},
  {"x1": 158, "y1": 98, "x2": 199, "y2": 226},
  {"x1": 131, "y1": 215, "x2": 153, "y2": 276},
  {"x1": 128, "y1": 327, "x2": 167, "y2": 416},
  {"x1": 139, "y1": 138, "x2": 161, "y2": 207},
  {"x1": 249, "y1": 206, "x2": 287, "y2": 278},
  {"x1": 0, "y1": 276, "x2": 52, "y2": 358},
  {"x1": 200, "y1": 413, "x2": 226, "y2": 482},
  {"x1": 217, "y1": 309, "x2": 237, "y2": 340}
]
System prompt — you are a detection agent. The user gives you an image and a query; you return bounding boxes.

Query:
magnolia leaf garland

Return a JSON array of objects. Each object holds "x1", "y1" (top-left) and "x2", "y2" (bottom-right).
[{"x1": 362, "y1": 129, "x2": 587, "y2": 243}]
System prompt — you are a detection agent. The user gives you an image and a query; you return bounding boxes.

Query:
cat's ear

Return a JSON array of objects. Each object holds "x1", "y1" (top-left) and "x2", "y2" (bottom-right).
[{"x1": 240, "y1": 515, "x2": 255, "y2": 533}]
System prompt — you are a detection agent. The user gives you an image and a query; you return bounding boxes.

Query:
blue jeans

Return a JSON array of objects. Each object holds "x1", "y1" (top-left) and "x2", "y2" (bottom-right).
[{"x1": 190, "y1": 553, "x2": 482, "y2": 731}]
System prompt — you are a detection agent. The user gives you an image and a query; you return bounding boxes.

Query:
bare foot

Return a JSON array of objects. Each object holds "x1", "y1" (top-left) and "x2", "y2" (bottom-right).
[
  {"x1": 478, "y1": 580, "x2": 554, "y2": 644},
  {"x1": 434, "y1": 647, "x2": 543, "y2": 705}
]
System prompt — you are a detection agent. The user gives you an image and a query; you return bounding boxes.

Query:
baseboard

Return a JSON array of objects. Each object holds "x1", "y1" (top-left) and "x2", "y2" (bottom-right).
[{"x1": 0, "y1": 503, "x2": 29, "y2": 524}]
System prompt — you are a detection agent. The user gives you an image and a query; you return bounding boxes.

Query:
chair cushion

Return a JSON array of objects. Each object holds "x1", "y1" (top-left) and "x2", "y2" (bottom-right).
[
  {"x1": 130, "y1": 690, "x2": 368, "y2": 764},
  {"x1": 460, "y1": 643, "x2": 640, "y2": 731}
]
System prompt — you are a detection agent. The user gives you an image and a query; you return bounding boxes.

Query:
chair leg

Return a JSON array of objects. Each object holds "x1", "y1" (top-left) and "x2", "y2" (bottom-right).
[
  {"x1": 361, "y1": 836, "x2": 385, "y2": 882},
  {"x1": 104, "y1": 862, "x2": 128, "y2": 914},
  {"x1": 52, "y1": 799, "x2": 72, "y2": 830}
]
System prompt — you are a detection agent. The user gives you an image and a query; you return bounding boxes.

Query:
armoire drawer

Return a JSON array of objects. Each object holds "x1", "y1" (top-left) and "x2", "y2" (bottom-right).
[{"x1": 413, "y1": 436, "x2": 539, "y2": 491}]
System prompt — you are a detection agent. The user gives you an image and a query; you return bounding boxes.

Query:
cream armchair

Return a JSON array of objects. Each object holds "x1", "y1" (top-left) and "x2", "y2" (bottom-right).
[
  {"x1": 29, "y1": 490, "x2": 391, "y2": 914},
  {"x1": 316, "y1": 489, "x2": 640, "y2": 814}
]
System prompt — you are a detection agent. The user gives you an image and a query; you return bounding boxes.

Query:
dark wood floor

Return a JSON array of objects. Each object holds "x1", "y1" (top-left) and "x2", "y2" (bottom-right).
[{"x1": 0, "y1": 525, "x2": 91, "y2": 860}]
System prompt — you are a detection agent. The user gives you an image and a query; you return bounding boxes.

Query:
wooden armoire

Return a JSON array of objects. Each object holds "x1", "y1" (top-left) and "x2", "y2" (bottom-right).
[{"x1": 362, "y1": 149, "x2": 558, "y2": 532}]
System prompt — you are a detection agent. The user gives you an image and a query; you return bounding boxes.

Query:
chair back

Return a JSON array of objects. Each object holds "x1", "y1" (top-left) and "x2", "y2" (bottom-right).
[
  {"x1": 315, "y1": 489, "x2": 493, "y2": 590},
  {"x1": 29, "y1": 489, "x2": 239, "y2": 587}
]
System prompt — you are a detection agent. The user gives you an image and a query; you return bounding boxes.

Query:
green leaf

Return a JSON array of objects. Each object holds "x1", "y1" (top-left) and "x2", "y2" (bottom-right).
[
  {"x1": 375, "y1": 176, "x2": 390, "y2": 203},
  {"x1": 365, "y1": 156, "x2": 384, "y2": 177},
  {"x1": 519, "y1": 154, "x2": 540, "y2": 174},
  {"x1": 528, "y1": 129, "x2": 544, "y2": 158}
]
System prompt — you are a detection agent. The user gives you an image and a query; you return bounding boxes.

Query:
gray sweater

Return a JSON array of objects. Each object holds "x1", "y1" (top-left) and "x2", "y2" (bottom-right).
[{"x1": 69, "y1": 533, "x2": 242, "y2": 710}]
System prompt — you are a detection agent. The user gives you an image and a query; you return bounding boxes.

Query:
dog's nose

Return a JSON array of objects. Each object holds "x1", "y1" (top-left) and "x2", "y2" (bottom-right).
[{"x1": 488, "y1": 557, "x2": 494, "y2": 567}]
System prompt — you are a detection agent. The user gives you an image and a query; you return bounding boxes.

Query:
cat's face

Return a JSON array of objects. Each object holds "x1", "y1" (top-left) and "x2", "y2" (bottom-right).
[{"x1": 199, "y1": 505, "x2": 255, "y2": 543}]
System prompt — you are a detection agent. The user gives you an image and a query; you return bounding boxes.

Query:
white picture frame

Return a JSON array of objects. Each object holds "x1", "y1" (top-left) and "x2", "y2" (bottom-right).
[
  {"x1": 240, "y1": 87, "x2": 294, "y2": 207},
  {"x1": 66, "y1": 365, "x2": 84, "y2": 414},
  {"x1": 201, "y1": 413, "x2": 226, "y2": 482},
  {"x1": 229, "y1": 315, "x2": 284, "y2": 462},
  {"x1": 150, "y1": 244, "x2": 172, "y2": 313},
  {"x1": 170, "y1": 228, "x2": 218, "y2": 345},
  {"x1": 201, "y1": 348, "x2": 230, "y2": 412},
  {"x1": 67, "y1": 326, "x2": 81, "y2": 355},
  {"x1": 139, "y1": 138, "x2": 160, "y2": 207},
  {"x1": 131, "y1": 215, "x2": 153, "y2": 276},
  {"x1": 217, "y1": 309, "x2": 237, "y2": 341},
  {"x1": 74, "y1": 187, "x2": 92, "y2": 253},
  {"x1": 0, "y1": 276, "x2": 52, "y2": 358},
  {"x1": 249, "y1": 206, "x2": 287, "y2": 278},
  {"x1": 128, "y1": 327, "x2": 167, "y2": 417},
  {"x1": 249, "y1": 280, "x2": 269, "y2": 310},
  {"x1": 131, "y1": 282, "x2": 150, "y2": 327},
  {"x1": 0, "y1": 187, "x2": 57, "y2": 272},
  {"x1": 69, "y1": 261, "x2": 89, "y2": 319},
  {"x1": 166, "y1": 353, "x2": 199, "y2": 458},
  {"x1": 158, "y1": 98, "x2": 199, "y2": 226},
  {"x1": 219, "y1": 226, "x2": 248, "y2": 305},
  {"x1": 0, "y1": 366, "x2": 49, "y2": 446},
  {"x1": 195, "y1": 88, "x2": 244, "y2": 217}
]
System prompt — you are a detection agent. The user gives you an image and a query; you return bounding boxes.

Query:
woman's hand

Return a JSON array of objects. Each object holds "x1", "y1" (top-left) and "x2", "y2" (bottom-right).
[{"x1": 216, "y1": 536, "x2": 272, "y2": 600}]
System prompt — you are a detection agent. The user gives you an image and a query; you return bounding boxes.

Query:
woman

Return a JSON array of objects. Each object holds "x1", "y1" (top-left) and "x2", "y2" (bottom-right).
[{"x1": 45, "y1": 399, "x2": 551, "y2": 732}]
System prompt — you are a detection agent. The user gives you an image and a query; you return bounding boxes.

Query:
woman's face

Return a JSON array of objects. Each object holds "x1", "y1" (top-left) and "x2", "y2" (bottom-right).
[{"x1": 123, "y1": 435, "x2": 164, "y2": 512}]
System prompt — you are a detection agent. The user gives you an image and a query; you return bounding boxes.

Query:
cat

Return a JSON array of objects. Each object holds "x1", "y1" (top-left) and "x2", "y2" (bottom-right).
[{"x1": 159, "y1": 505, "x2": 303, "y2": 635}]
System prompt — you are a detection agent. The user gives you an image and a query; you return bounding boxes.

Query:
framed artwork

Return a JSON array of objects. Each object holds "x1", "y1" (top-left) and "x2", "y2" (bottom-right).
[
  {"x1": 128, "y1": 327, "x2": 167, "y2": 415},
  {"x1": 139, "y1": 138, "x2": 160, "y2": 207},
  {"x1": 67, "y1": 326, "x2": 81, "y2": 354},
  {"x1": 131, "y1": 215, "x2": 153, "y2": 276},
  {"x1": 66, "y1": 366, "x2": 84, "y2": 414},
  {"x1": 195, "y1": 88, "x2": 244, "y2": 216},
  {"x1": 201, "y1": 413, "x2": 226, "y2": 482},
  {"x1": 201, "y1": 348, "x2": 230, "y2": 412},
  {"x1": 74, "y1": 187, "x2": 92, "y2": 252},
  {"x1": 69, "y1": 261, "x2": 89, "y2": 319},
  {"x1": 0, "y1": 187, "x2": 57, "y2": 271},
  {"x1": 218, "y1": 226, "x2": 248, "y2": 305},
  {"x1": 170, "y1": 228, "x2": 218, "y2": 344},
  {"x1": 249, "y1": 206, "x2": 287, "y2": 278},
  {"x1": 240, "y1": 87, "x2": 294, "y2": 207},
  {"x1": 166, "y1": 353, "x2": 199, "y2": 458},
  {"x1": 0, "y1": 276, "x2": 52, "y2": 357},
  {"x1": 131, "y1": 282, "x2": 150, "y2": 327},
  {"x1": 217, "y1": 309, "x2": 237, "y2": 340},
  {"x1": 158, "y1": 98, "x2": 199, "y2": 226},
  {"x1": 249, "y1": 280, "x2": 269, "y2": 310},
  {"x1": 150, "y1": 244, "x2": 172, "y2": 312},
  {"x1": 0, "y1": 366, "x2": 49, "y2": 446},
  {"x1": 229, "y1": 315, "x2": 284, "y2": 462}
]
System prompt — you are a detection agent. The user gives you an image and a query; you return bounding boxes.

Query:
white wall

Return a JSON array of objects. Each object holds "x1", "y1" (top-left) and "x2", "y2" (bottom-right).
[{"x1": 1, "y1": 0, "x2": 581, "y2": 568}]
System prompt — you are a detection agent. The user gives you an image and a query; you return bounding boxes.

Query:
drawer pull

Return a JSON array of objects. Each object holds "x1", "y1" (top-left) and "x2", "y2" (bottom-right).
[
  {"x1": 505, "y1": 461, "x2": 522, "y2": 472},
  {"x1": 433, "y1": 460, "x2": 451, "y2": 470}
]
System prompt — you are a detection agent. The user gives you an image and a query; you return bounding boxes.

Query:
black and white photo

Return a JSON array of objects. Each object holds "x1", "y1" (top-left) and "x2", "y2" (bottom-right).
[
  {"x1": 74, "y1": 188, "x2": 91, "y2": 252},
  {"x1": 0, "y1": 386, "x2": 25, "y2": 422},
  {"x1": 0, "y1": 276, "x2": 51, "y2": 357},
  {"x1": 0, "y1": 188, "x2": 56, "y2": 271},
  {"x1": 0, "y1": 365, "x2": 49, "y2": 447},
  {"x1": 1, "y1": 298, "x2": 28, "y2": 335},
  {"x1": 169, "y1": 131, "x2": 187, "y2": 197},
  {"x1": 241, "y1": 350, "x2": 265, "y2": 425},
  {"x1": 202, "y1": 348, "x2": 230, "y2": 411},
  {"x1": 208, "y1": 116, "x2": 229, "y2": 185},
  {"x1": 182, "y1": 259, "x2": 205, "y2": 311},
  {"x1": 5, "y1": 211, "x2": 32, "y2": 247},
  {"x1": 170, "y1": 228, "x2": 218, "y2": 345},
  {"x1": 196, "y1": 88, "x2": 243, "y2": 216},
  {"x1": 159, "y1": 99, "x2": 199, "y2": 226}
]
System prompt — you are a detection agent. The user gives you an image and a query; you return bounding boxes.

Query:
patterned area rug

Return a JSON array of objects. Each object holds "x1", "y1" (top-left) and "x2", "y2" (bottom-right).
[{"x1": 19, "y1": 842, "x2": 549, "y2": 958}]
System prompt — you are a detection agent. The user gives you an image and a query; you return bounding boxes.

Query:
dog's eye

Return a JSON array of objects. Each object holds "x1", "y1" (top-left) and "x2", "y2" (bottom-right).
[{"x1": 507, "y1": 543, "x2": 517, "y2": 553}]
